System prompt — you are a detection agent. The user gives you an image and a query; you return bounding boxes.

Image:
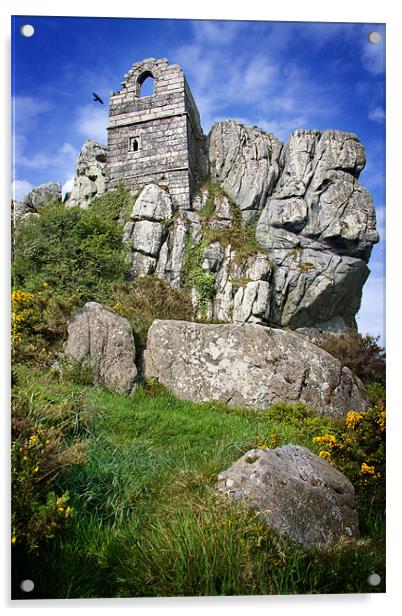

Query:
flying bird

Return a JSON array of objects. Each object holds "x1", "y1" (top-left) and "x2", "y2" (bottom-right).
[{"x1": 92, "y1": 92, "x2": 104, "y2": 104}]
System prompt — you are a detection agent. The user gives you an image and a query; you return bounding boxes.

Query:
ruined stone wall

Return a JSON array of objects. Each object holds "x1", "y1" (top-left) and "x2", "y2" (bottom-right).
[{"x1": 106, "y1": 58, "x2": 206, "y2": 209}]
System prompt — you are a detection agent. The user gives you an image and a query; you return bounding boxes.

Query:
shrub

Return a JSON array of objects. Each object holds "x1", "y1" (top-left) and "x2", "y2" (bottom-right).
[
  {"x1": 11, "y1": 286, "x2": 80, "y2": 367},
  {"x1": 311, "y1": 404, "x2": 385, "y2": 501},
  {"x1": 11, "y1": 370, "x2": 90, "y2": 551},
  {"x1": 89, "y1": 184, "x2": 134, "y2": 224},
  {"x1": 109, "y1": 277, "x2": 194, "y2": 349},
  {"x1": 183, "y1": 238, "x2": 216, "y2": 317},
  {"x1": 12, "y1": 202, "x2": 130, "y2": 301},
  {"x1": 199, "y1": 180, "x2": 264, "y2": 265},
  {"x1": 315, "y1": 330, "x2": 385, "y2": 385}
]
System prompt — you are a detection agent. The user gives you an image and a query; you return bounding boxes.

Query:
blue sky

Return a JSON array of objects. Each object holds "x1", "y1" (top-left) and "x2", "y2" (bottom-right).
[{"x1": 11, "y1": 16, "x2": 385, "y2": 343}]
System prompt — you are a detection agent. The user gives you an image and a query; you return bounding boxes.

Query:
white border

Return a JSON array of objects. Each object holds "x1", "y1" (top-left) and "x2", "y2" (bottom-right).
[{"x1": 1, "y1": 0, "x2": 401, "y2": 613}]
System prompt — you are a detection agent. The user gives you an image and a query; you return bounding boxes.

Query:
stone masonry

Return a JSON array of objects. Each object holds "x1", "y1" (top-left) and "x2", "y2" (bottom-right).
[{"x1": 106, "y1": 58, "x2": 207, "y2": 210}]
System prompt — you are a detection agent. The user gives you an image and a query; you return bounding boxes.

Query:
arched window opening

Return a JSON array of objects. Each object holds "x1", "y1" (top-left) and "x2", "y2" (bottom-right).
[
  {"x1": 129, "y1": 136, "x2": 140, "y2": 152},
  {"x1": 138, "y1": 71, "x2": 155, "y2": 97}
]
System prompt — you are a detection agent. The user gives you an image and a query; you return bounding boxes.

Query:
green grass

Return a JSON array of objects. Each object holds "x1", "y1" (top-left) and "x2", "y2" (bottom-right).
[{"x1": 12, "y1": 376, "x2": 385, "y2": 599}]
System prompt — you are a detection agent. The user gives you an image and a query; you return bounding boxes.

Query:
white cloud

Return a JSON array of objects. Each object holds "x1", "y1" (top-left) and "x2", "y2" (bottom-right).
[
  {"x1": 12, "y1": 96, "x2": 53, "y2": 132},
  {"x1": 11, "y1": 180, "x2": 33, "y2": 202},
  {"x1": 368, "y1": 106, "x2": 386, "y2": 123},
  {"x1": 62, "y1": 177, "x2": 74, "y2": 200},
  {"x1": 14, "y1": 137, "x2": 78, "y2": 181},
  {"x1": 75, "y1": 105, "x2": 108, "y2": 144}
]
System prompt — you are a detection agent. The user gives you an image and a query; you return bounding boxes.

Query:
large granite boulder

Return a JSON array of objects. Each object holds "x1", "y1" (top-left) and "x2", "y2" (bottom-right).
[
  {"x1": 23, "y1": 181, "x2": 62, "y2": 210},
  {"x1": 254, "y1": 129, "x2": 379, "y2": 330},
  {"x1": 122, "y1": 184, "x2": 174, "y2": 279},
  {"x1": 64, "y1": 140, "x2": 107, "y2": 208},
  {"x1": 64, "y1": 302, "x2": 137, "y2": 394},
  {"x1": 144, "y1": 320, "x2": 367, "y2": 419},
  {"x1": 208, "y1": 120, "x2": 284, "y2": 223},
  {"x1": 217, "y1": 445, "x2": 359, "y2": 547}
]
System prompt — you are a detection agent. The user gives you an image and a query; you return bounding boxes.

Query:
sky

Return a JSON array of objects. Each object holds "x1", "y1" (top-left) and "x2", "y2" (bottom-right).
[{"x1": 11, "y1": 16, "x2": 386, "y2": 344}]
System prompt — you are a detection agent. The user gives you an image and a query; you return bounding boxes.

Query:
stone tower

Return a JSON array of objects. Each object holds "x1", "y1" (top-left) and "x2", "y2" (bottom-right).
[{"x1": 106, "y1": 58, "x2": 207, "y2": 209}]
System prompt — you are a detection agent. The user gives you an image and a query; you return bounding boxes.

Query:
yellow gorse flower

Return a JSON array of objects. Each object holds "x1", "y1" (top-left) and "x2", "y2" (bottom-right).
[
  {"x1": 319, "y1": 450, "x2": 331, "y2": 460},
  {"x1": 11, "y1": 290, "x2": 35, "y2": 304},
  {"x1": 313, "y1": 434, "x2": 337, "y2": 449},
  {"x1": 345, "y1": 411, "x2": 364, "y2": 430},
  {"x1": 378, "y1": 410, "x2": 386, "y2": 432},
  {"x1": 360, "y1": 462, "x2": 381, "y2": 478}
]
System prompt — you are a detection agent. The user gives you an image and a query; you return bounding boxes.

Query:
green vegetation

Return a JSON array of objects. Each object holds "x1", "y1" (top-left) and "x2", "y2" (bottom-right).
[
  {"x1": 89, "y1": 184, "x2": 134, "y2": 224},
  {"x1": 13, "y1": 201, "x2": 130, "y2": 301},
  {"x1": 198, "y1": 180, "x2": 264, "y2": 265},
  {"x1": 183, "y1": 237, "x2": 216, "y2": 317},
  {"x1": 11, "y1": 186, "x2": 386, "y2": 599},
  {"x1": 108, "y1": 277, "x2": 194, "y2": 349},
  {"x1": 315, "y1": 330, "x2": 386, "y2": 386},
  {"x1": 12, "y1": 370, "x2": 385, "y2": 598}
]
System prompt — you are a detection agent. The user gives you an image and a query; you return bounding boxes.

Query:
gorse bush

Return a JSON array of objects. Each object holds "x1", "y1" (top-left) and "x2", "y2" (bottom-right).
[
  {"x1": 13, "y1": 202, "x2": 130, "y2": 300},
  {"x1": 311, "y1": 404, "x2": 385, "y2": 502},
  {"x1": 315, "y1": 330, "x2": 385, "y2": 386},
  {"x1": 11, "y1": 286, "x2": 80, "y2": 367},
  {"x1": 11, "y1": 370, "x2": 90, "y2": 551}
]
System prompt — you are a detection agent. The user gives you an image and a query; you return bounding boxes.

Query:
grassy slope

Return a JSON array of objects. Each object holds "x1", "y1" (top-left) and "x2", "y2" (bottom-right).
[{"x1": 12, "y1": 376, "x2": 385, "y2": 599}]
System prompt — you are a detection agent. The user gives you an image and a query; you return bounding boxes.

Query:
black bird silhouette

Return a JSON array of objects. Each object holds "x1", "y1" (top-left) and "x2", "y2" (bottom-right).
[{"x1": 92, "y1": 92, "x2": 104, "y2": 104}]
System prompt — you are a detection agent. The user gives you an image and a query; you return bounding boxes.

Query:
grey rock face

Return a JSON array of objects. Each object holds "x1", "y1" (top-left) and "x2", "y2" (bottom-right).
[
  {"x1": 64, "y1": 302, "x2": 137, "y2": 394},
  {"x1": 217, "y1": 445, "x2": 359, "y2": 546},
  {"x1": 23, "y1": 181, "x2": 62, "y2": 210},
  {"x1": 208, "y1": 120, "x2": 284, "y2": 222},
  {"x1": 123, "y1": 184, "x2": 175, "y2": 280},
  {"x1": 11, "y1": 199, "x2": 32, "y2": 226},
  {"x1": 252, "y1": 129, "x2": 379, "y2": 330},
  {"x1": 65, "y1": 140, "x2": 107, "y2": 208},
  {"x1": 102, "y1": 119, "x2": 378, "y2": 334},
  {"x1": 256, "y1": 130, "x2": 378, "y2": 261},
  {"x1": 131, "y1": 183, "x2": 174, "y2": 222},
  {"x1": 144, "y1": 320, "x2": 367, "y2": 418}
]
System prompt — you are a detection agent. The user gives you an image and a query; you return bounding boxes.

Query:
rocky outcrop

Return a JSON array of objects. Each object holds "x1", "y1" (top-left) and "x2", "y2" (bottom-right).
[
  {"x1": 122, "y1": 184, "x2": 175, "y2": 279},
  {"x1": 144, "y1": 320, "x2": 367, "y2": 418},
  {"x1": 217, "y1": 445, "x2": 359, "y2": 546},
  {"x1": 208, "y1": 120, "x2": 284, "y2": 223},
  {"x1": 64, "y1": 140, "x2": 107, "y2": 208},
  {"x1": 254, "y1": 129, "x2": 379, "y2": 330},
  {"x1": 23, "y1": 181, "x2": 62, "y2": 210},
  {"x1": 64, "y1": 302, "x2": 137, "y2": 394},
  {"x1": 116, "y1": 119, "x2": 378, "y2": 333},
  {"x1": 12, "y1": 182, "x2": 62, "y2": 230}
]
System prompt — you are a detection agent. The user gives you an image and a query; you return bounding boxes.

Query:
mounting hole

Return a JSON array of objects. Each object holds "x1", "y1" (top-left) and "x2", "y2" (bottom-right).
[
  {"x1": 367, "y1": 572, "x2": 381, "y2": 587},
  {"x1": 368, "y1": 31, "x2": 381, "y2": 44},
  {"x1": 20, "y1": 579, "x2": 34, "y2": 592},
  {"x1": 20, "y1": 24, "x2": 35, "y2": 38}
]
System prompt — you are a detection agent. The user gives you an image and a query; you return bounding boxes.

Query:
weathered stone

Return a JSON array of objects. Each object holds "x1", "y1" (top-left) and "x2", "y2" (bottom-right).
[
  {"x1": 217, "y1": 445, "x2": 359, "y2": 547},
  {"x1": 64, "y1": 302, "x2": 137, "y2": 394},
  {"x1": 130, "y1": 252, "x2": 157, "y2": 277},
  {"x1": 208, "y1": 120, "x2": 284, "y2": 222},
  {"x1": 131, "y1": 184, "x2": 174, "y2": 221},
  {"x1": 144, "y1": 321, "x2": 367, "y2": 418},
  {"x1": 256, "y1": 130, "x2": 379, "y2": 262},
  {"x1": 106, "y1": 58, "x2": 208, "y2": 208},
  {"x1": 132, "y1": 220, "x2": 165, "y2": 257},
  {"x1": 23, "y1": 181, "x2": 62, "y2": 210},
  {"x1": 65, "y1": 140, "x2": 107, "y2": 208},
  {"x1": 202, "y1": 242, "x2": 225, "y2": 273}
]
